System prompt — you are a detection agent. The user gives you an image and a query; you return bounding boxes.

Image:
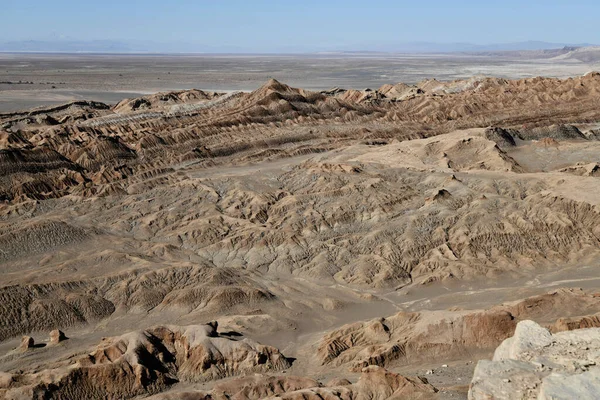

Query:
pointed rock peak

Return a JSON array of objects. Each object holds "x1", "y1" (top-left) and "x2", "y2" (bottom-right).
[
  {"x1": 261, "y1": 78, "x2": 292, "y2": 92},
  {"x1": 392, "y1": 82, "x2": 411, "y2": 89},
  {"x1": 432, "y1": 189, "x2": 452, "y2": 201},
  {"x1": 247, "y1": 78, "x2": 305, "y2": 104},
  {"x1": 446, "y1": 174, "x2": 462, "y2": 183},
  {"x1": 321, "y1": 87, "x2": 346, "y2": 96},
  {"x1": 378, "y1": 83, "x2": 394, "y2": 92},
  {"x1": 248, "y1": 78, "x2": 298, "y2": 101},
  {"x1": 424, "y1": 188, "x2": 453, "y2": 205}
]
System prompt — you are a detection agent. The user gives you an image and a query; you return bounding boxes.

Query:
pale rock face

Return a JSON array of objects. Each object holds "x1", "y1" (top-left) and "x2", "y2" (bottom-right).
[
  {"x1": 469, "y1": 359, "x2": 542, "y2": 400},
  {"x1": 538, "y1": 370, "x2": 600, "y2": 400},
  {"x1": 469, "y1": 320, "x2": 600, "y2": 400},
  {"x1": 492, "y1": 320, "x2": 553, "y2": 361}
]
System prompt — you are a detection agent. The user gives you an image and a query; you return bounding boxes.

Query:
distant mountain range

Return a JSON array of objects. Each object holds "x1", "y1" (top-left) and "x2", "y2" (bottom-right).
[
  {"x1": 0, "y1": 39, "x2": 596, "y2": 54},
  {"x1": 0, "y1": 40, "x2": 234, "y2": 53}
]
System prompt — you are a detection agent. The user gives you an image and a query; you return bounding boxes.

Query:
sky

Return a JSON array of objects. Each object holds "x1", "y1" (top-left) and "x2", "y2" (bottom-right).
[{"x1": 1, "y1": 0, "x2": 599, "y2": 52}]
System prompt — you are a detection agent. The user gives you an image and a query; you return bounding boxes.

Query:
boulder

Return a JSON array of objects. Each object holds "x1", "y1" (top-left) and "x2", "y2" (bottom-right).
[
  {"x1": 18, "y1": 336, "x2": 34, "y2": 352},
  {"x1": 469, "y1": 320, "x2": 600, "y2": 399},
  {"x1": 492, "y1": 320, "x2": 552, "y2": 361},
  {"x1": 49, "y1": 329, "x2": 67, "y2": 344}
]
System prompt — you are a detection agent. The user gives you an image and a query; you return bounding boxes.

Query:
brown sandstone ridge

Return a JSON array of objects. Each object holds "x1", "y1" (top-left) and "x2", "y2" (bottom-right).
[
  {"x1": 112, "y1": 89, "x2": 222, "y2": 113},
  {"x1": 1, "y1": 74, "x2": 600, "y2": 201},
  {"x1": 0, "y1": 322, "x2": 291, "y2": 399},
  {"x1": 0, "y1": 100, "x2": 111, "y2": 128},
  {"x1": 148, "y1": 366, "x2": 437, "y2": 400},
  {"x1": 557, "y1": 162, "x2": 600, "y2": 177},
  {"x1": 315, "y1": 289, "x2": 600, "y2": 373},
  {"x1": 0, "y1": 262, "x2": 277, "y2": 341}
]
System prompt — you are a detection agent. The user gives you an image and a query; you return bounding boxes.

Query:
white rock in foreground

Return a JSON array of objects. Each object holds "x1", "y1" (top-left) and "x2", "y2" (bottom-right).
[
  {"x1": 469, "y1": 320, "x2": 600, "y2": 400},
  {"x1": 492, "y1": 320, "x2": 553, "y2": 361},
  {"x1": 538, "y1": 370, "x2": 600, "y2": 399}
]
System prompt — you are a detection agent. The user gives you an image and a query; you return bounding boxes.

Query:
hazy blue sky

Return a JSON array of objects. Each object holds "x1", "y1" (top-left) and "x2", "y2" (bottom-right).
[{"x1": 2, "y1": 0, "x2": 598, "y2": 51}]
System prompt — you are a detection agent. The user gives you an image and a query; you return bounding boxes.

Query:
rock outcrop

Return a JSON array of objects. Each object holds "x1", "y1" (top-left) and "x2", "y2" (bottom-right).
[
  {"x1": 0, "y1": 323, "x2": 291, "y2": 399},
  {"x1": 147, "y1": 366, "x2": 437, "y2": 400},
  {"x1": 113, "y1": 89, "x2": 222, "y2": 113},
  {"x1": 518, "y1": 124, "x2": 586, "y2": 141},
  {"x1": 557, "y1": 162, "x2": 600, "y2": 177},
  {"x1": 49, "y1": 329, "x2": 67, "y2": 344},
  {"x1": 317, "y1": 289, "x2": 600, "y2": 372},
  {"x1": 483, "y1": 126, "x2": 518, "y2": 148},
  {"x1": 469, "y1": 320, "x2": 600, "y2": 399},
  {"x1": 17, "y1": 336, "x2": 34, "y2": 352}
]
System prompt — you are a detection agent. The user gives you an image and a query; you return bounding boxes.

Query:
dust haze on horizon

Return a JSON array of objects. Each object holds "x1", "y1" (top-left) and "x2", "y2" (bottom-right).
[
  {"x1": 0, "y1": 39, "x2": 598, "y2": 54},
  {"x1": 1, "y1": 0, "x2": 600, "y2": 53}
]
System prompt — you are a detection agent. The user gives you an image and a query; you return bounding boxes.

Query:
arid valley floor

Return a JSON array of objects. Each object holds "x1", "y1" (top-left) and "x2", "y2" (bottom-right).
[{"x1": 2, "y1": 51, "x2": 600, "y2": 399}]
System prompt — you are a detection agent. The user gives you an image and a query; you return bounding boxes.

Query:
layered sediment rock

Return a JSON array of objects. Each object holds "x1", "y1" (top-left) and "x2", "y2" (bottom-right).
[
  {"x1": 317, "y1": 289, "x2": 600, "y2": 372},
  {"x1": 3, "y1": 75, "x2": 600, "y2": 202},
  {"x1": 148, "y1": 365, "x2": 437, "y2": 400},
  {"x1": 0, "y1": 322, "x2": 291, "y2": 399}
]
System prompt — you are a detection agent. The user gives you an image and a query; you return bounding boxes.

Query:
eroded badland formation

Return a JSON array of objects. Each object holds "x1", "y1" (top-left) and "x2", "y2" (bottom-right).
[{"x1": 3, "y1": 72, "x2": 600, "y2": 399}]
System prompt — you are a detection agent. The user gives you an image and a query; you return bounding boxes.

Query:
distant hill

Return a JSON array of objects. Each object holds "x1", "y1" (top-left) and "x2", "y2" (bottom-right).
[
  {"x1": 550, "y1": 46, "x2": 600, "y2": 63},
  {"x1": 0, "y1": 40, "x2": 136, "y2": 53},
  {"x1": 336, "y1": 41, "x2": 596, "y2": 54},
  {"x1": 0, "y1": 40, "x2": 245, "y2": 54},
  {"x1": 0, "y1": 39, "x2": 596, "y2": 54}
]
